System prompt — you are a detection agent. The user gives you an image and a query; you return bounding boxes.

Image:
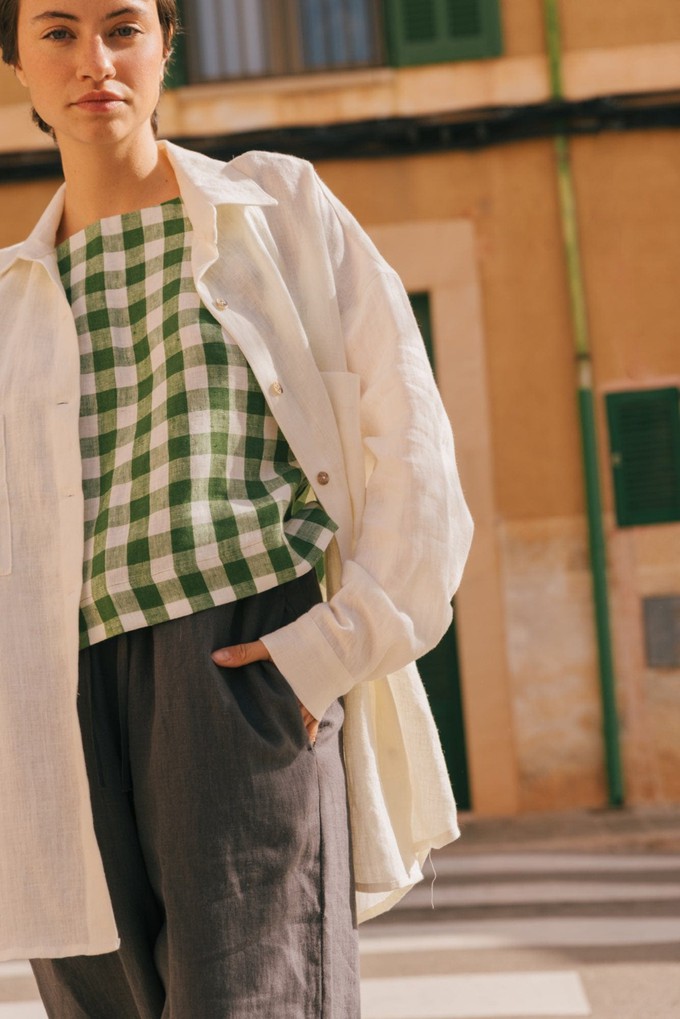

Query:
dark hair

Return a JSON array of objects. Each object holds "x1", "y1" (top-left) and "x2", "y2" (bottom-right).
[{"x1": 0, "y1": 0, "x2": 179, "y2": 137}]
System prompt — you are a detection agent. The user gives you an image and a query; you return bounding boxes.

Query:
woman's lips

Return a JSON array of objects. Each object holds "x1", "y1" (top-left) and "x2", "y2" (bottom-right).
[{"x1": 73, "y1": 92, "x2": 125, "y2": 111}]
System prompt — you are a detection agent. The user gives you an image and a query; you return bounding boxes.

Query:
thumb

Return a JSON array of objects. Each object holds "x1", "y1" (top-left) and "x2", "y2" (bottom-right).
[{"x1": 211, "y1": 639, "x2": 271, "y2": 668}]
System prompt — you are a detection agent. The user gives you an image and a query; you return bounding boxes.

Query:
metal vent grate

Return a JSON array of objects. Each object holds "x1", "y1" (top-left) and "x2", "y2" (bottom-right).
[{"x1": 643, "y1": 596, "x2": 680, "y2": 668}]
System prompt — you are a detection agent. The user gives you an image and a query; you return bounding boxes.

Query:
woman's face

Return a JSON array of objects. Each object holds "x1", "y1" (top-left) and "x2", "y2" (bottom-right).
[{"x1": 14, "y1": 0, "x2": 169, "y2": 151}]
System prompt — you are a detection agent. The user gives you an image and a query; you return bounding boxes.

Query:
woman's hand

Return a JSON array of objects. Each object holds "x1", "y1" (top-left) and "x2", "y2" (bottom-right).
[{"x1": 211, "y1": 640, "x2": 319, "y2": 744}]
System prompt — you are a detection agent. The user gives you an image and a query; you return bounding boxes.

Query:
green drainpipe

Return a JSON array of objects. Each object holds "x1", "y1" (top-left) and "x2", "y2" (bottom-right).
[{"x1": 543, "y1": 0, "x2": 624, "y2": 805}]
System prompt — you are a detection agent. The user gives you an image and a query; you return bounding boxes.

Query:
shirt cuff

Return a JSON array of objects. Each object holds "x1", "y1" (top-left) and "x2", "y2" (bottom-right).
[{"x1": 260, "y1": 610, "x2": 356, "y2": 722}]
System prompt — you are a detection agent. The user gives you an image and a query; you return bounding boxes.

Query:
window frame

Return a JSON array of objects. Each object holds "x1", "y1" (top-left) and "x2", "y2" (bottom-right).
[{"x1": 165, "y1": 0, "x2": 502, "y2": 87}]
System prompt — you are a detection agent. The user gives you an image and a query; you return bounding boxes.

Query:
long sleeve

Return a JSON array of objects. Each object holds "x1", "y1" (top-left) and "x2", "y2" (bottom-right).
[{"x1": 261, "y1": 174, "x2": 473, "y2": 721}]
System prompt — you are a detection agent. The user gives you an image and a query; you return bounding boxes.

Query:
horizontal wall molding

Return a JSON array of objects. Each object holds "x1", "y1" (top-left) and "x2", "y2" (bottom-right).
[{"x1": 0, "y1": 90, "x2": 678, "y2": 183}]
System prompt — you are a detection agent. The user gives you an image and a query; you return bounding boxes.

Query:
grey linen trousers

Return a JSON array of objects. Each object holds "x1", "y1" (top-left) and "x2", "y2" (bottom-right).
[{"x1": 30, "y1": 571, "x2": 360, "y2": 1019}]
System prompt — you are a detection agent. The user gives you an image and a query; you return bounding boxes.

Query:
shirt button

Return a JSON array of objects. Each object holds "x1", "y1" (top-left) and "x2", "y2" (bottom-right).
[
  {"x1": 317, "y1": 471, "x2": 330, "y2": 486},
  {"x1": 270, "y1": 381, "x2": 284, "y2": 396},
  {"x1": 214, "y1": 298, "x2": 228, "y2": 311}
]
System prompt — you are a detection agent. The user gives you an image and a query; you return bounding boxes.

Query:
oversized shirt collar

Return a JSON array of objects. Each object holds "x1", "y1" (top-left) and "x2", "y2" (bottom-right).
[{"x1": 0, "y1": 140, "x2": 278, "y2": 278}]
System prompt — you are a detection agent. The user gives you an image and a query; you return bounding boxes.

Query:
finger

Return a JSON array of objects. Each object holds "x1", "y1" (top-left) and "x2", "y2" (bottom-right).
[
  {"x1": 211, "y1": 639, "x2": 271, "y2": 668},
  {"x1": 298, "y1": 702, "x2": 319, "y2": 744}
]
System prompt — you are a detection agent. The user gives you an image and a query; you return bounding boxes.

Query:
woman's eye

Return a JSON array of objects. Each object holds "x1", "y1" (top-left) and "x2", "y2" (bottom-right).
[
  {"x1": 45, "y1": 28, "x2": 72, "y2": 41},
  {"x1": 112, "y1": 25, "x2": 141, "y2": 38}
]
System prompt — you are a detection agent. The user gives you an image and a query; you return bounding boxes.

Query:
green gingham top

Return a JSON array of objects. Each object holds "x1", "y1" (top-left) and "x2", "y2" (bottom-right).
[{"x1": 56, "y1": 197, "x2": 336, "y2": 648}]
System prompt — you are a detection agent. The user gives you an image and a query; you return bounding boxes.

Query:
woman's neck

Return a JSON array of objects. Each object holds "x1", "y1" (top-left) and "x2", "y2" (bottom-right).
[{"x1": 57, "y1": 136, "x2": 180, "y2": 245}]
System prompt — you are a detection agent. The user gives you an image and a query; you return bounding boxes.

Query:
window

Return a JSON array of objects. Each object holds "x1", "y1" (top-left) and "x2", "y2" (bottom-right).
[
  {"x1": 170, "y1": 0, "x2": 502, "y2": 85},
  {"x1": 384, "y1": 0, "x2": 503, "y2": 66},
  {"x1": 180, "y1": 0, "x2": 383, "y2": 82},
  {"x1": 606, "y1": 388, "x2": 680, "y2": 527}
]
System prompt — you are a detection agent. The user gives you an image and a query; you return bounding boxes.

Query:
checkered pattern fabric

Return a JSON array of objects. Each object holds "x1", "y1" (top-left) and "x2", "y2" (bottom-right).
[{"x1": 57, "y1": 198, "x2": 336, "y2": 648}]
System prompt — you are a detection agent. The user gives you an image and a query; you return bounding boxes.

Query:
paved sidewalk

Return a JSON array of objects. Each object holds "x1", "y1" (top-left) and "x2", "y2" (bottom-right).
[{"x1": 449, "y1": 803, "x2": 680, "y2": 856}]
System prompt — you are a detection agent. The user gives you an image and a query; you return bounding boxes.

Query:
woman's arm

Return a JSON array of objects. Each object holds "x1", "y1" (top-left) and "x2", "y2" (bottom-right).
[{"x1": 212, "y1": 169, "x2": 473, "y2": 722}]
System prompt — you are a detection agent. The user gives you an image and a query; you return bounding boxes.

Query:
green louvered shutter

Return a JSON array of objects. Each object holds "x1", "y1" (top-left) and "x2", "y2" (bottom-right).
[
  {"x1": 606, "y1": 388, "x2": 680, "y2": 527},
  {"x1": 385, "y1": 0, "x2": 502, "y2": 66}
]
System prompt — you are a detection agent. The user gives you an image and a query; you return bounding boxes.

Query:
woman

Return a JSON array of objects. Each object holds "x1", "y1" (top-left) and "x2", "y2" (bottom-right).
[{"x1": 0, "y1": 0, "x2": 473, "y2": 1015}]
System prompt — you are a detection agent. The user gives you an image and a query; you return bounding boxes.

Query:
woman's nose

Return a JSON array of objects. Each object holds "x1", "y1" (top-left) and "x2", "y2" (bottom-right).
[{"x1": 77, "y1": 37, "x2": 116, "y2": 83}]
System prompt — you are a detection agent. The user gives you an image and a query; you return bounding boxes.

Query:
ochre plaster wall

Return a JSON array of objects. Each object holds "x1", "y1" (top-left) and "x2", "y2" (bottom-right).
[
  {"x1": 0, "y1": 180, "x2": 60, "y2": 246},
  {"x1": 501, "y1": 0, "x2": 680, "y2": 54},
  {"x1": 559, "y1": 0, "x2": 680, "y2": 50},
  {"x1": 572, "y1": 131, "x2": 679, "y2": 386},
  {"x1": 0, "y1": 62, "x2": 24, "y2": 105},
  {"x1": 498, "y1": 0, "x2": 546, "y2": 58}
]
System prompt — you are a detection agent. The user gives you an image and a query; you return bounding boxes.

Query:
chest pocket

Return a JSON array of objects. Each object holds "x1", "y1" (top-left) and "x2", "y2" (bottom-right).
[{"x1": 0, "y1": 417, "x2": 11, "y2": 576}]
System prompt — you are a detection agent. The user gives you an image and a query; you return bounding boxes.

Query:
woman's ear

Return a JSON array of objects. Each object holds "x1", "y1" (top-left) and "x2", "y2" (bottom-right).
[
  {"x1": 161, "y1": 45, "x2": 173, "y2": 80},
  {"x1": 163, "y1": 25, "x2": 175, "y2": 64}
]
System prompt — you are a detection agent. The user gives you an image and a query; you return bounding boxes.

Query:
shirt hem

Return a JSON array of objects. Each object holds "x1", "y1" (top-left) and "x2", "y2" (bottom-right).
[
  {"x1": 355, "y1": 826, "x2": 461, "y2": 924},
  {"x1": 79, "y1": 553, "x2": 329, "y2": 649}
]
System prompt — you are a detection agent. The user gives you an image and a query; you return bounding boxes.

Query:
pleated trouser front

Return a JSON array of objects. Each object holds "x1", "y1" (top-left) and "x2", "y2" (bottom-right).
[{"x1": 30, "y1": 570, "x2": 360, "y2": 1019}]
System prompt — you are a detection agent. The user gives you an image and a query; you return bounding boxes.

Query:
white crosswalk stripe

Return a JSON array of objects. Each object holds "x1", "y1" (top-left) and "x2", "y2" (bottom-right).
[
  {"x1": 0, "y1": 961, "x2": 47, "y2": 1018},
  {"x1": 0, "y1": 1004, "x2": 47, "y2": 1018},
  {"x1": 391, "y1": 878, "x2": 680, "y2": 908},
  {"x1": 359, "y1": 916, "x2": 680, "y2": 952},
  {"x1": 419, "y1": 852, "x2": 680, "y2": 875},
  {"x1": 0, "y1": 967, "x2": 31, "y2": 981},
  {"x1": 360, "y1": 972, "x2": 591, "y2": 1019},
  {"x1": 1, "y1": 850, "x2": 679, "y2": 1017}
]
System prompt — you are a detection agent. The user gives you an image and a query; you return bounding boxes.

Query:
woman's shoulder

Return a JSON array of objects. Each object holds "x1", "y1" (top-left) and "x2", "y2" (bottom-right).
[
  {"x1": 177, "y1": 144, "x2": 339, "y2": 243},
  {"x1": 227, "y1": 148, "x2": 320, "y2": 204},
  {"x1": 230, "y1": 148, "x2": 314, "y2": 179},
  {"x1": 166, "y1": 141, "x2": 320, "y2": 204}
]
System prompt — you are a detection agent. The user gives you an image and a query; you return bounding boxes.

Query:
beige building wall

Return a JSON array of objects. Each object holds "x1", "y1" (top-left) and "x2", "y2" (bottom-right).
[{"x1": 0, "y1": 0, "x2": 679, "y2": 815}]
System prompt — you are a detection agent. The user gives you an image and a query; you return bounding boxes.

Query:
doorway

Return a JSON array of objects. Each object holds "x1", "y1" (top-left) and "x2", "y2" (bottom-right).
[{"x1": 410, "y1": 291, "x2": 471, "y2": 810}]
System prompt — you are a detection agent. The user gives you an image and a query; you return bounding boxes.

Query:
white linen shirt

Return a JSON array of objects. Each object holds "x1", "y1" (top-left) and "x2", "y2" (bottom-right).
[{"x1": 0, "y1": 142, "x2": 473, "y2": 961}]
